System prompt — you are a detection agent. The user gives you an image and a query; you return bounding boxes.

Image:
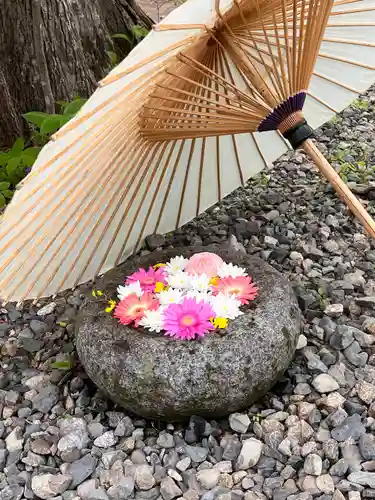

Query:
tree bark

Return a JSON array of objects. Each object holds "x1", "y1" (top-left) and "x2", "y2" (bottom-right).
[{"x1": 0, "y1": 0, "x2": 153, "y2": 147}]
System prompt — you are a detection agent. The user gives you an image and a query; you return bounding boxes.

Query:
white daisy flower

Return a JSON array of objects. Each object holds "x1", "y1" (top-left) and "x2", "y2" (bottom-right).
[
  {"x1": 218, "y1": 262, "x2": 248, "y2": 278},
  {"x1": 190, "y1": 273, "x2": 210, "y2": 293},
  {"x1": 185, "y1": 291, "x2": 212, "y2": 303},
  {"x1": 158, "y1": 288, "x2": 184, "y2": 306},
  {"x1": 210, "y1": 293, "x2": 243, "y2": 319},
  {"x1": 139, "y1": 309, "x2": 165, "y2": 333},
  {"x1": 166, "y1": 256, "x2": 189, "y2": 275},
  {"x1": 117, "y1": 281, "x2": 143, "y2": 300},
  {"x1": 167, "y1": 270, "x2": 191, "y2": 289}
]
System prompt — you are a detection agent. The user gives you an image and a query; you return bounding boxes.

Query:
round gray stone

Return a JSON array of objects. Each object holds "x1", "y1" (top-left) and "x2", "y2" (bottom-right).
[{"x1": 76, "y1": 246, "x2": 301, "y2": 420}]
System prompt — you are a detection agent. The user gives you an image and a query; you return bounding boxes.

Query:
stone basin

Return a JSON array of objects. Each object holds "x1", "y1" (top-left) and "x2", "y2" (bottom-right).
[{"x1": 75, "y1": 246, "x2": 301, "y2": 420}]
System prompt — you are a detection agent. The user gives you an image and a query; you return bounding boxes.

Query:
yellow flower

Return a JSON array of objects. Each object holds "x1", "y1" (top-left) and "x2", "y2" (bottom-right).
[
  {"x1": 213, "y1": 317, "x2": 228, "y2": 329},
  {"x1": 92, "y1": 289, "x2": 97, "y2": 297},
  {"x1": 209, "y1": 276, "x2": 219, "y2": 286},
  {"x1": 96, "y1": 290, "x2": 103, "y2": 297},
  {"x1": 105, "y1": 300, "x2": 117, "y2": 313},
  {"x1": 154, "y1": 282, "x2": 165, "y2": 293},
  {"x1": 154, "y1": 263, "x2": 166, "y2": 269}
]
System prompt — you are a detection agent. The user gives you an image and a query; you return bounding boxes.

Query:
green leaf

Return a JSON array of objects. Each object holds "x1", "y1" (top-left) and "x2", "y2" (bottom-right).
[
  {"x1": 22, "y1": 154, "x2": 36, "y2": 167},
  {"x1": 63, "y1": 98, "x2": 87, "y2": 116},
  {"x1": 0, "y1": 152, "x2": 9, "y2": 166},
  {"x1": 22, "y1": 147, "x2": 41, "y2": 160},
  {"x1": 0, "y1": 182, "x2": 11, "y2": 190},
  {"x1": 132, "y1": 25, "x2": 149, "y2": 38},
  {"x1": 107, "y1": 50, "x2": 118, "y2": 66},
  {"x1": 0, "y1": 193, "x2": 6, "y2": 208},
  {"x1": 59, "y1": 115, "x2": 74, "y2": 127},
  {"x1": 56, "y1": 100, "x2": 70, "y2": 110},
  {"x1": 112, "y1": 33, "x2": 131, "y2": 41},
  {"x1": 23, "y1": 111, "x2": 50, "y2": 127},
  {"x1": 40, "y1": 115, "x2": 62, "y2": 135},
  {"x1": 51, "y1": 359, "x2": 73, "y2": 371},
  {"x1": 6, "y1": 157, "x2": 21, "y2": 173},
  {"x1": 10, "y1": 138, "x2": 24, "y2": 157},
  {"x1": 2, "y1": 190, "x2": 13, "y2": 200},
  {"x1": 0, "y1": 172, "x2": 8, "y2": 181},
  {"x1": 6, "y1": 158, "x2": 23, "y2": 184}
]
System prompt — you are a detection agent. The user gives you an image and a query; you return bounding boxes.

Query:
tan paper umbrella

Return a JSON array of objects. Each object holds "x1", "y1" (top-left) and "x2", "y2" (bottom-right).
[{"x1": 1, "y1": 0, "x2": 375, "y2": 302}]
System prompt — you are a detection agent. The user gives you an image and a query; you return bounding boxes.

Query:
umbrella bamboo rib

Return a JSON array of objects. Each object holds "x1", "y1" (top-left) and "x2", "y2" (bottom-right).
[
  {"x1": 1, "y1": 118, "x2": 140, "y2": 299},
  {"x1": 2, "y1": 0, "x2": 375, "y2": 302},
  {"x1": 0, "y1": 101, "x2": 134, "y2": 249},
  {"x1": 61, "y1": 139, "x2": 154, "y2": 291},
  {"x1": 12, "y1": 128, "x2": 141, "y2": 301},
  {"x1": 99, "y1": 36, "x2": 197, "y2": 87},
  {"x1": 135, "y1": 142, "x2": 178, "y2": 249}
]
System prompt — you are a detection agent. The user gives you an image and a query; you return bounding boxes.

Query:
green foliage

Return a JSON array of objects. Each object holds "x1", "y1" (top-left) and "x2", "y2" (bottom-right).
[
  {"x1": 23, "y1": 97, "x2": 87, "y2": 146},
  {"x1": 0, "y1": 97, "x2": 87, "y2": 211},
  {"x1": 109, "y1": 25, "x2": 150, "y2": 67},
  {"x1": 51, "y1": 358, "x2": 74, "y2": 371},
  {"x1": 329, "y1": 146, "x2": 375, "y2": 184},
  {"x1": 351, "y1": 98, "x2": 369, "y2": 111},
  {"x1": 330, "y1": 116, "x2": 339, "y2": 125},
  {"x1": 106, "y1": 50, "x2": 118, "y2": 66},
  {"x1": 0, "y1": 138, "x2": 41, "y2": 206},
  {"x1": 252, "y1": 171, "x2": 270, "y2": 187}
]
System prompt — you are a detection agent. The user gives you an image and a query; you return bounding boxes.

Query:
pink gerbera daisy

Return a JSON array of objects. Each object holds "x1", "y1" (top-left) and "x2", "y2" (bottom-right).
[
  {"x1": 126, "y1": 266, "x2": 166, "y2": 293},
  {"x1": 212, "y1": 276, "x2": 258, "y2": 304},
  {"x1": 163, "y1": 298, "x2": 215, "y2": 340},
  {"x1": 114, "y1": 293, "x2": 159, "y2": 326}
]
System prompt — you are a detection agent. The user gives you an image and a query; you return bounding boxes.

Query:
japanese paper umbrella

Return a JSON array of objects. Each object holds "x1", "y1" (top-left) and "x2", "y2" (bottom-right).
[{"x1": 1, "y1": 0, "x2": 375, "y2": 302}]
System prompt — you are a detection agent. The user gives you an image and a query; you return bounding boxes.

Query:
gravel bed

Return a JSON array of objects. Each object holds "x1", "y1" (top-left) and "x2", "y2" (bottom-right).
[{"x1": 2, "y1": 92, "x2": 375, "y2": 500}]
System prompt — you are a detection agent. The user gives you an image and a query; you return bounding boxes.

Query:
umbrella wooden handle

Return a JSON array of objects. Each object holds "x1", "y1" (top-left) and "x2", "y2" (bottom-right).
[{"x1": 302, "y1": 138, "x2": 375, "y2": 240}]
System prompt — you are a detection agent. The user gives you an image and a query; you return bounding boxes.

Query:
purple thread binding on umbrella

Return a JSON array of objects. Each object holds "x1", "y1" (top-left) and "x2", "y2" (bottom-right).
[{"x1": 258, "y1": 92, "x2": 307, "y2": 132}]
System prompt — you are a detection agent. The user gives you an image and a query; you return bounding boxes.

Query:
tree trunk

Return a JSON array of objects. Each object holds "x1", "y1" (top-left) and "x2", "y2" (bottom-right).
[{"x1": 0, "y1": 0, "x2": 153, "y2": 147}]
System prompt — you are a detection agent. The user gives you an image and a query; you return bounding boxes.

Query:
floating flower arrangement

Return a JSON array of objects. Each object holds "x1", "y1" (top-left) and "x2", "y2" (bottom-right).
[{"x1": 96, "y1": 252, "x2": 258, "y2": 341}]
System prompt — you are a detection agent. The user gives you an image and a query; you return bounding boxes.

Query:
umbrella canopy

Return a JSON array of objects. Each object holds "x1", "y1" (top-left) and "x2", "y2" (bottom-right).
[{"x1": 1, "y1": 0, "x2": 375, "y2": 302}]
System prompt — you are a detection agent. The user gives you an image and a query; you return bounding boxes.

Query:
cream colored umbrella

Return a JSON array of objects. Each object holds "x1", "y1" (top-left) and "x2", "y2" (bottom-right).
[{"x1": 1, "y1": 0, "x2": 375, "y2": 302}]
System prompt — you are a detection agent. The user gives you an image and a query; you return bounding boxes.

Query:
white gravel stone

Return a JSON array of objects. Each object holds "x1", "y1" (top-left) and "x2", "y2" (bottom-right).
[
  {"x1": 348, "y1": 493, "x2": 361, "y2": 500},
  {"x1": 324, "y1": 304, "x2": 344, "y2": 317},
  {"x1": 93, "y1": 431, "x2": 117, "y2": 448},
  {"x1": 160, "y1": 476, "x2": 182, "y2": 500},
  {"x1": 37, "y1": 302, "x2": 57, "y2": 316},
  {"x1": 333, "y1": 491, "x2": 346, "y2": 500},
  {"x1": 290, "y1": 251, "x2": 304, "y2": 261},
  {"x1": 157, "y1": 432, "x2": 175, "y2": 448},
  {"x1": 168, "y1": 469, "x2": 182, "y2": 482},
  {"x1": 196, "y1": 469, "x2": 220, "y2": 489},
  {"x1": 59, "y1": 417, "x2": 86, "y2": 434},
  {"x1": 5, "y1": 426, "x2": 24, "y2": 452},
  {"x1": 135, "y1": 464, "x2": 155, "y2": 490},
  {"x1": 31, "y1": 473, "x2": 72, "y2": 499},
  {"x1": 235, "y1": 438, "x2": 263, "y2": 470},
  {"x1": 232, "y1": 471, "x2": 247, "y2": 484},
  {"x1": 229, "y1": 412, "x2": 250, "y2": 433},
  {"x1": 312, "y1": 374, "x2": 340, "y2": 393},
  {"x1": 317, "y1": 392, "x2": 346, "y2": 410},
  {"x1": 296, "y1": 334, "x2": 307, "y2": 349},
  {"x1": 264, "y1": 235, "x2": 278, "y2": 248},
  {"x1": 213, "y1": 461, "x2": 232, "y2": 473},
  {"x1": 176, "y1": 456, "x2": 191, "y2": 472},
  {"x1": 304, "y1": 454, "x2": 323, "y2": 476},
  {"x1": 356, "y1": 379, "x2": 375, "y2": 404},
  {"x1": 316, "y1": 474, "x2": 335, "y2": 494}
]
